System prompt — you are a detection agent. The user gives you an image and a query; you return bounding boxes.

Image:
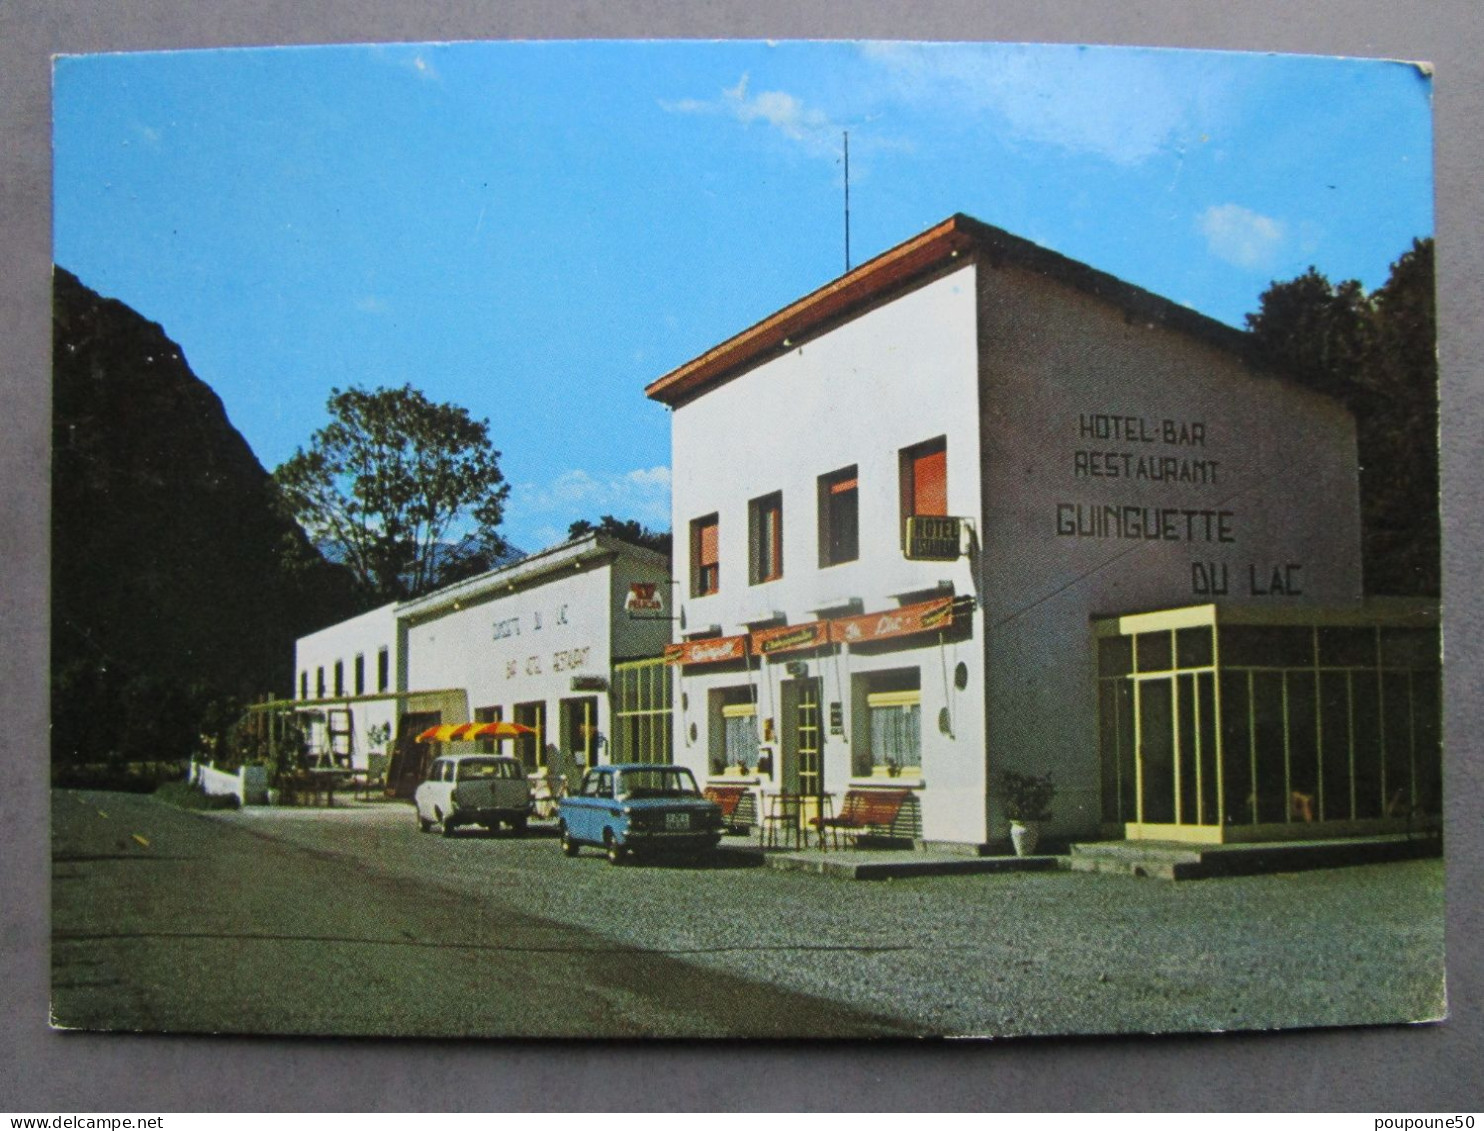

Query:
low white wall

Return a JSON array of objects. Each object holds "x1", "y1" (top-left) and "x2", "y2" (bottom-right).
[{"x1": 189, "y1": 761, "x2": 269, "y2": 805}]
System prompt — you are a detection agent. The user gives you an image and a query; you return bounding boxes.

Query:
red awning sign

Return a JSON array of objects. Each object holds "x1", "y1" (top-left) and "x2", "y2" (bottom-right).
[
  {"x1": 750, "y1": 619, "x2": 830, "y2": 656},
  {"x1": 829, "y1": 596, "x2": 956, "y2": 646},
  {"x1": 664, "y1": 635, "x2": 749, "y2": 666}
]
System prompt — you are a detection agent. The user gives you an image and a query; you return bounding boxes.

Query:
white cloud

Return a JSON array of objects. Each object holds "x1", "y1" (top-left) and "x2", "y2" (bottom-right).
[
  {"x1": 1198, "y1": 203, "x2": 1286, "y2": 270},
  {"x1": 506, "y1": 466, "x2": 673, "y2": 537},
  {"x1": 662, "y1": 73, "x2": 839, "y2": 156},
  {"x1": 859, "y1": 42, "x2": 1202, "y2": 166},
  {"x1": 355, "y1": 295, "x2": 390, "y2": 314}
]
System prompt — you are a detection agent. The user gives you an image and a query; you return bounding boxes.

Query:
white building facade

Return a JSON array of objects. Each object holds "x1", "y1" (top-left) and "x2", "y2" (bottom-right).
[
  {"x1": 290, "y1": 533, "x2": 671, "y2": 793},
  {"x1": 647, "y1": 214, "x2": 1423, "y2": 848}
]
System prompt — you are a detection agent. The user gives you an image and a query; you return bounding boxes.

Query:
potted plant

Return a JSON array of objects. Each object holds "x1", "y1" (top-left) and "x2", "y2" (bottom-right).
[{"x1": 1002, "y1": 770, "x2": 1054, "y2": 857}]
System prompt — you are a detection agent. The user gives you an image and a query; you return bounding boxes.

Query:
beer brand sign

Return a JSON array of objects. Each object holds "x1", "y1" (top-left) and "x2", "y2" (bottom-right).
[
  {"x1": 750, "y1": 619, "x2": 829, "y2": 656},
  {"x1": 664, "y1": 634, "x2": 748, "y2": 666},
  {"x1": 829, "y1": 596, "x2": 956, "y2": 645},
  {"x1": 625, "y1": 582, "x2": 665, "y2": 613}
]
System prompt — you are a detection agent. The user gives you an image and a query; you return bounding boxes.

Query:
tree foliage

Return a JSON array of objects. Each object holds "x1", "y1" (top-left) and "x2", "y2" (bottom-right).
[
  {"x1": 568, "y1": 514, "x2": 672, "y2": 560},
  {"x1": 274, "y1": 385, "x2": 512, "y2": 601},
  {"x1": 1246, "y1": 239, "x2": 1437, "y2": 596}
]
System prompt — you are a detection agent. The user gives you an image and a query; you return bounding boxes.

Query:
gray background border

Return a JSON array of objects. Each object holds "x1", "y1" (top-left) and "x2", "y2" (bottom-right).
[{"x1": 3, "y1": 1, "x2": 1479, "y2": 1112}]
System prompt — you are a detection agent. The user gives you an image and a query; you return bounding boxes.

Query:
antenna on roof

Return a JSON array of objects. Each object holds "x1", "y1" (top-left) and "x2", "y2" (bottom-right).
[{"x1": 843, "y1": 130, "x2": 851, "y2": 273}]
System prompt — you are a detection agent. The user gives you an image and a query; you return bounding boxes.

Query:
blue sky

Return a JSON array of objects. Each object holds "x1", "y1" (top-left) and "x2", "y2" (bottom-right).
[{"x1": 53, "y1": 41, "x2": 1433, "y2": 552}]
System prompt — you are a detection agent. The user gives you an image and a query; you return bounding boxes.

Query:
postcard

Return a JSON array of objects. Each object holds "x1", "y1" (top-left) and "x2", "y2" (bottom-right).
[{"x1": 49, "y1": 39, "x2": 1442, "y2": 1039}]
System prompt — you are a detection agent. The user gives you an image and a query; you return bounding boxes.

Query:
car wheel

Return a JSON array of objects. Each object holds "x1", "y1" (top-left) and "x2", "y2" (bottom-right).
[
  {"x1": 417, "y1": 810, "x2": 433, "y2": 833},
  {"x1": 559, "y1": 823, "x2": 579, "y2": 857},
  {"x1": 511, "y1": 815, "x2": 528, "y2": 836},
  {"x1": 604, "y1": 830, "x2": 626, "y2": 866},
  {"x1": 441, "y1": 811, "x2": 457, "y2": 838}
]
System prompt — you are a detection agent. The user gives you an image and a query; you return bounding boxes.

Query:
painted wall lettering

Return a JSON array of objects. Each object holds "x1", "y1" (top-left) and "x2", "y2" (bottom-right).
[
  {"x1": 1249, "y1": 563, "x2": 1304, "y2": 596},
  {"x1": 1055, "y1": 503, "x2": 1235, "y2": 543},
  {"x1": 1078, "y1": 414, "x2": 1206, "y2": 446},
  {"x1": 1191, "y1": 561, "x2": 1307, "y2": 597},
  {"x1": 492, "y1": 616, "x2": 521, "y2": 641},
  {"x1": 552, "y1": 646, "x2": 592, "y2": 672},
  {"x1": 1191, "y1": 561, "x2": 1230, "y2": 596},
  {"x1": 1072, "y1": 450, "x2": 1219, "y2": 484}
]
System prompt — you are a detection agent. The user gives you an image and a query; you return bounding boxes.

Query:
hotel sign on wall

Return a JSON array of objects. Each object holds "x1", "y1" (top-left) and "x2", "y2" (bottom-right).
[
  {"x1": 1057, "y1": 411, "x2": 1307, "y2": 598},
  {"x1": 905, "y1": 515, "x2": 964, "y2": 561}
]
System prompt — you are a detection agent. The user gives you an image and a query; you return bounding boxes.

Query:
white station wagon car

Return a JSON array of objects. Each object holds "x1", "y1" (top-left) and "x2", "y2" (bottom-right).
[{"x1": 414, "y1": 753, "x2": 533, "y2": 837}]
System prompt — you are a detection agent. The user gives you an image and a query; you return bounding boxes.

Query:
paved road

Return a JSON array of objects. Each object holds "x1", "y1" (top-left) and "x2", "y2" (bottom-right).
[
  {"x1": 51, "y1": 790, "x2": 910, "y2": 1037},
  {"x1": 52, "y1": 789, "x2": 1446, "y2": 1038}
]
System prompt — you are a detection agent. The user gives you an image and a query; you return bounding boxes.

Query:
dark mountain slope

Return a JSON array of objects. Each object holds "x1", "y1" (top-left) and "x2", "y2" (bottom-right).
[{"x1": 52, "y1": 267, "x2": 363, "y2": 765}]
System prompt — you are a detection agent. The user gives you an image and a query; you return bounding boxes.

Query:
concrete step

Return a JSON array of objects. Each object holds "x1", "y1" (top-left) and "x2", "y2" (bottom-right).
[
  {"x1": 1068, "y1": 833, "x2": 1440, "y2": 881},
  {"x1": 756, "y1": 848, "x2": 1066, "y2": 881}
]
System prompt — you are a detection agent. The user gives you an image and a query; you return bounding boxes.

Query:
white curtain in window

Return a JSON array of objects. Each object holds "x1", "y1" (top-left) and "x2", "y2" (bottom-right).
[
  {"x1": 724, "y1": 713, "x2": 761, "y2": 768},
  {"x1": 871, "y1": 704, "x2": 920, "y2": 766}
]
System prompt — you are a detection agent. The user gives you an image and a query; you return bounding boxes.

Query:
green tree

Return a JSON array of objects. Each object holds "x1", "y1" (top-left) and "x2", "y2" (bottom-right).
[
  {"x1": 274, "y1": 384, "x2": 512, "y2": 600},
  {"x1": 568, "y1": 514, "x2": 672, "y2": 560},
  {"x1": 1246, "y1": 239, "x2": 1437, "y2": 596}
]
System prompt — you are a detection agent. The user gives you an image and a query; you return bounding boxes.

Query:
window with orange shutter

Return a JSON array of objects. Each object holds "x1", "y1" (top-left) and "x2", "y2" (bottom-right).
[
  {"x1": 692, "y1": 514, "x2": 720, "y2": 596},
  {"x1": 900, "y1": 438, "x2": 948, "y2": 548}
]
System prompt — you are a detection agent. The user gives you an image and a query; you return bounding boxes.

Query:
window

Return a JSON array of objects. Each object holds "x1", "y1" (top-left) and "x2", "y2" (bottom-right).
[
  {"x1": 316, "y1": 667, "x2": 326, "y2": 698},
  {"x1": 857, "y1": 670, "x2": 921, "y2": 777},
  {"x1": 712, "y1": 687, "x2": 760, "y2": 774},
  {"x1": 333, "y1": 660, "x2": 345, "y2": 697},
  {"x1": 900, "y1": 437, "x2": 947, "y2": 547},
  {"x1": 749, "y1": 492, "x2": 784, "y2": 584},
  {"x1": 377, "y1": 646, "x2": 390, "y2": 692},
  {"x1": 299, "y1": 671, "x2": 308, "y2": 700},
  {"x1": 691, "y1": 514, "x2": 720, "y2": 596},
  {"x1": 354, "y1": 653, "x2": 365, "y2": 696},
  {"x1": 818, "y1": 466, "x2": 859, "y2": 567}
]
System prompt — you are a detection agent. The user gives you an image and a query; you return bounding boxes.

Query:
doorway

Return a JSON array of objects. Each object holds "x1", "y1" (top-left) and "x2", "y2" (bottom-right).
[
  {"x1": 560, "y1": 695, "x2": 600, "y2": 771},
  {"x1": 386, "y1": 710, "x2": 441, "y2": 798},
  {"x1": 513, "y1": 701, "x2": 546, "y2": 773},
  {"x1": 782, "y1": 677, "x2": 824, "y2": 798}
]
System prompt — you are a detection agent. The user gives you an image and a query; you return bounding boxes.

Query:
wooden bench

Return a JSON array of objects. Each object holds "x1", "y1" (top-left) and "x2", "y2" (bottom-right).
[
  {"x1": 813, "y1": 788, "x2": 915, "y2": 849},
  {"x1": 704, "y1": 784, "x2": 751, "y2": 832}
]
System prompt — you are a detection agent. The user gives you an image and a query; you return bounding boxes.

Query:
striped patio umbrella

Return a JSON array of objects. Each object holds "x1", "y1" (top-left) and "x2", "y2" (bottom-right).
[{"x1": 416, "y1": 721, "x2": 536, "y2": 742}]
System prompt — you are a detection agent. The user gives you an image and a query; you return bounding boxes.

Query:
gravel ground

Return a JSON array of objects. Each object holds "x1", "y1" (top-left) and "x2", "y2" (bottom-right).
[{"x1": 209, "y1": 796, "x2": 1446, "y2": 1039}]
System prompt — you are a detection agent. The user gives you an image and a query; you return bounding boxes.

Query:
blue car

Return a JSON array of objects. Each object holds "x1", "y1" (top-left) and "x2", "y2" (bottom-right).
[{"x1": 557, "y1": 763, "x2": 723, "y2": 865}]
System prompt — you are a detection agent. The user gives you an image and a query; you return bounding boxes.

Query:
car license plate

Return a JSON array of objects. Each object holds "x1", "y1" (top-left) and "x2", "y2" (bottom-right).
[{"x1": 665, "y1": 813, "x2": 689, "y2": 831}]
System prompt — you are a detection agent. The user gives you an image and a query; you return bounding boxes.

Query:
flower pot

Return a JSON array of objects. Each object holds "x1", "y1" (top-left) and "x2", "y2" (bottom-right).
[{"x1": 1009, "y1": 820, "x2": 1041, "y2": 857}]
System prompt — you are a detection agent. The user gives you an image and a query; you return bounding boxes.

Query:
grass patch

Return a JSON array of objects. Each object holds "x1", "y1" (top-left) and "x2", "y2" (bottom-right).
[{"x1": 154, "y1": 780, "x2": 241, "y2": 811}]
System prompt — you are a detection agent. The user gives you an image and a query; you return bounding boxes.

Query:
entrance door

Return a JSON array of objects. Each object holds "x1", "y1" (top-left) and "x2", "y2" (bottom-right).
[
  {"x1": 783, "y1": 677, "x2": 824, "y2": 798},
  {"x1": 513, "y1": 701, "x2": 546, "y2": 773},
  {"x1": 1133, "y1": 672, "x2": 1218, "y2": 831},
  {"x1": 560, "y1": 695, "x2": 599, "y2": 769}
]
